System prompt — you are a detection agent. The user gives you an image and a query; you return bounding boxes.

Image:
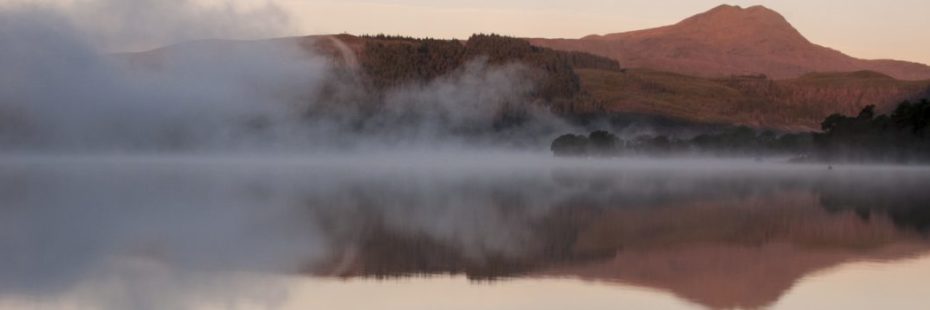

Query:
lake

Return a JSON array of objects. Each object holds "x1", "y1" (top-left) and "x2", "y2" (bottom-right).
[{"x1": 2, "y1": 153, "x2": 929, "y2": 309}]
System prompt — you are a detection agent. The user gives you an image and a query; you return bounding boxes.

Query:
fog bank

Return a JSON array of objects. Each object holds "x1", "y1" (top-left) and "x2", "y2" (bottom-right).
[{"x1": 0, "y1": 1, "x2": 577, "y2": 153}]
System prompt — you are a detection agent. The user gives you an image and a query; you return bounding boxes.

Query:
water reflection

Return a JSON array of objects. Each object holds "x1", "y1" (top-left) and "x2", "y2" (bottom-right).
[{"x1": 0, "y1": 154, "x2": 928, "y2": 309}]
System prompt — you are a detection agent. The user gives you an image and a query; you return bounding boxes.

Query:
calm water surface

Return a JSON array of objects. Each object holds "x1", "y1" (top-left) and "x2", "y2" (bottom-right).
[{"x1": 1, "y1": 153, "x2": 929, "y2": 309}]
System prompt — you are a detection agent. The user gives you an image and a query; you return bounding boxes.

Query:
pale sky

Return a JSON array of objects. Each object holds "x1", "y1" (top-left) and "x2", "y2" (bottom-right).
[
  {"x1": 279, "y1": 0, "x2": 930, "y2": 65},
  {"x1": 9, "y1": 0, "x2": 930, "y2": 64}
]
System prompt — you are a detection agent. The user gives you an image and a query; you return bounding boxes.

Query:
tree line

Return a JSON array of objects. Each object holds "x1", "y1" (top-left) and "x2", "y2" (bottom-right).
[
  {"x1": 360, "y1": 34, "x2": 621, "y2": 101},
  {"x1": 552, "y1": 99, "x2": 930, "y2": 163}
]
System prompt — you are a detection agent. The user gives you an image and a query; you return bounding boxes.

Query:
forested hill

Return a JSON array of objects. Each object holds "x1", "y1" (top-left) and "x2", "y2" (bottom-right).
[
  {"x1": 125, "y1": 34, "x2": 930, "y2": 132},
  {"x1": 299, "y1": 34, "x2": 930, "y2": 131}
]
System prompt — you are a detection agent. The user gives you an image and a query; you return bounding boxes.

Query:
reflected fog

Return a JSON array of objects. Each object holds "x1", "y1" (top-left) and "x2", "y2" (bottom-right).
[{"x1": 2, "y1": 153, "x2": 929, "y2": 309}]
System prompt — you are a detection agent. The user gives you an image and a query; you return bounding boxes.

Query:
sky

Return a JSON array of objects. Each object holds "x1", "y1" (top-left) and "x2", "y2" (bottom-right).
[{"x1": 6, "y1": 0, "x2": 930, "y2": 64}]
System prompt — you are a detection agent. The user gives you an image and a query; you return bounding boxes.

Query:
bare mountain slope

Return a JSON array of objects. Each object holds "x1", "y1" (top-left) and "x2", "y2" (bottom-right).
[{"x1": 530, "y1": 5, "x2": 930, "y2": 80}]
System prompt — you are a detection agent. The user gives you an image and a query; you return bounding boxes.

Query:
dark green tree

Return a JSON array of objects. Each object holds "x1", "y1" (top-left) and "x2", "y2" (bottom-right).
[
  {"x1": 588, "y1": 130, "x2": 619, "y2": 155},
  {"x1": 551, "y1": 134, "x2": 590, "y2": 157}
]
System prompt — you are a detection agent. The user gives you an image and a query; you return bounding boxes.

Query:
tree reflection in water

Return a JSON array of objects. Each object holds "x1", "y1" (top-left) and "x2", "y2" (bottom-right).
[{"x1": 307, "y1": 166, "x2": 930, "y2": 309}]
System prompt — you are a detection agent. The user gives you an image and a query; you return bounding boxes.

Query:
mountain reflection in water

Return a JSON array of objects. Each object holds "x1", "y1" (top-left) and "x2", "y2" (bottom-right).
[{"x1": 1, "y1": 154, "x2": 929, "y2": 309}]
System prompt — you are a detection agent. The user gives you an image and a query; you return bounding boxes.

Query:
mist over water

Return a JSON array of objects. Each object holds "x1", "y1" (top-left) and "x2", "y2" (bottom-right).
[
  {"x1": 0, "y1": 3, "x2": 317, "y2": 151},
  {"x1": 0, "y1": 0, "x2": 574, "y2": 153},
  {"x1": 3, "y1": 1, "x2": 930, "y2": 310}
]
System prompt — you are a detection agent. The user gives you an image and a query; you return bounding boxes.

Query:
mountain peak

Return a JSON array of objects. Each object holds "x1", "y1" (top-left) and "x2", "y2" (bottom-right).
[
  {"x1": 529, "y1": 4, "x2": 930, "y2": 80},
  {"x1": 707, "y1": 4, "x2": 746, "y2": 12},
  {"x1": 680, "y1": 5, "x2": 796, "y2": 32},
  {"x1": 702, "y1": 4, "x2": 780, "y2": 17},
  {"x1": 706, "y1": 4, "x2": 772, "y2": 12},
  {"x1": 654, "y1": 4, "x2": 811, "y2": 47}
]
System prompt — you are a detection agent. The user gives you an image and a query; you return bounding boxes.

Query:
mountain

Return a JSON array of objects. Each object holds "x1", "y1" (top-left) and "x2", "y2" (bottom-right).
[
  {"x1": 120, "y1": 31, "x2": 930, "y2": 132},
  {"x1": 263, "y1": 35, "x2": 930, "y2": 130},
  {"x1": 529, "y1": 5, "x2": 930, "y2": 80}
]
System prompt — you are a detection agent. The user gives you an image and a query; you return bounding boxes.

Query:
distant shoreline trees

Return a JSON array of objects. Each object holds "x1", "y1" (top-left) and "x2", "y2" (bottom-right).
[{"x1": 551, "y1": 99, "x2": 930, "y2": 163}]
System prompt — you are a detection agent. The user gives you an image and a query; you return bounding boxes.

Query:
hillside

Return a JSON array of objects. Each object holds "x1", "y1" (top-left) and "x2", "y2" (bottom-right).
[
  {"x1": 295, "y1": 34, "x2": 930, "y2": 131},
  {"x1": 576, "y1": 68, "x2": 930, "y2": 130},
  {"x1": 529, "y1": 5, "x2": 930, "y2": 80},
  {"x1": 120, "y1": 33, "x2": 930, "y2": 132}
]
